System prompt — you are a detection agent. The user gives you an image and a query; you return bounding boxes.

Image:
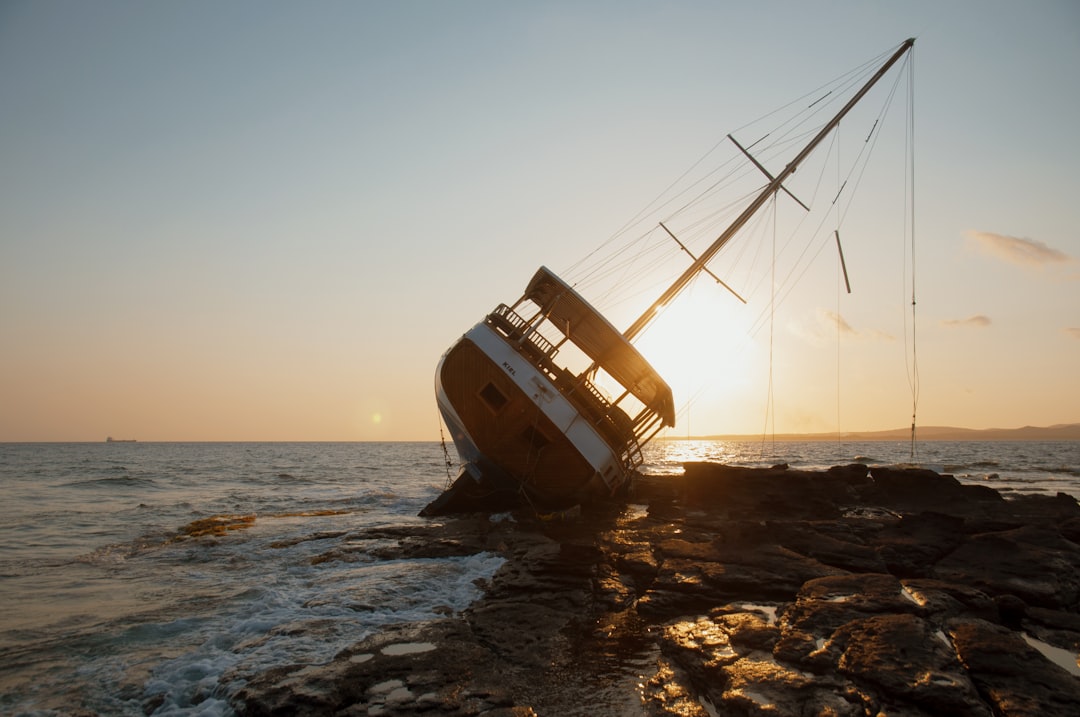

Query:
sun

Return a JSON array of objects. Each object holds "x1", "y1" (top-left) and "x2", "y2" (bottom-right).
[{"x1": 633, "y1": 283, "x2": 762, "y2": 431}]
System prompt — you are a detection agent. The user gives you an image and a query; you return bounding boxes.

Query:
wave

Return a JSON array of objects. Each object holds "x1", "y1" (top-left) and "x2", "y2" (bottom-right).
[
  {"x1": 1031, "y1": 464, "x2": 1078, "y2": 476},
  {"x1": 270, "y1": 473, "x2": 314, "y2": 483},
  {"x1": 61, "y1": 476, "x2": 158, "y2": 489}
]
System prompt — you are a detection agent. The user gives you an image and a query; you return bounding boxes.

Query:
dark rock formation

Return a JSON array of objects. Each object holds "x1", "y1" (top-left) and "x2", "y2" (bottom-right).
[{"x1": 234, "y1": 464, "x2": 1080, "y2": 716}]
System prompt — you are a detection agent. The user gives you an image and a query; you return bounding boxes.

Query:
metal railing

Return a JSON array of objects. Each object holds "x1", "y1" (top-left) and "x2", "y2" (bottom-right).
[
  {"x1": 487, "y1": 304, "x2": 648, "y2": 472},
  {"x1": 487, "y1": 305, "x2": 556, "y2": 358}
]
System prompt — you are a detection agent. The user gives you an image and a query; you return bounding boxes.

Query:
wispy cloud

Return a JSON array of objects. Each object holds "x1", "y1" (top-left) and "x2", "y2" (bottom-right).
[
  {"x1": 1064, "y1": 327, "x2": 1080, "y2": 340},
  {"x1": 941, "y1": 315, "x2": 992, "y2": 329},
  {"x1": 824, "y1": 309, "x2": 858, "y2": 336},
  {"x1": 966, "y1": 230, "x2": 1072, "y2": 268},
  {"x1": 794, "y1": 309, "x2": 895, "y2": 344}
]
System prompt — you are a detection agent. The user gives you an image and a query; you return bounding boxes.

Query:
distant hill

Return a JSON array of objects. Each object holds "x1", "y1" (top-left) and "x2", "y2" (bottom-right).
[{"x1": 686, "y1": 423, "x2": 1080, "y2": 442}]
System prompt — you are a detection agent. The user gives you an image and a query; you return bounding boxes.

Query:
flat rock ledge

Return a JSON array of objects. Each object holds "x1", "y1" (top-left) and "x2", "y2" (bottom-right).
[{"x1": 234, "y1": 464, "x2": 1080, "y2": 716}]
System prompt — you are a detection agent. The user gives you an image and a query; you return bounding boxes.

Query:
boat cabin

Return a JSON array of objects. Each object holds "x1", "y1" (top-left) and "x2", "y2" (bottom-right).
[{"x1": 483, "y1": 266, "x2": 675, "y2": 471}]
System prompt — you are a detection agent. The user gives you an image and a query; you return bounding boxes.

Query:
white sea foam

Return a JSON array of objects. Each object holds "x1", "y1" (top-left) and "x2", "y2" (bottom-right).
[{"x1": 135, "y1": 550, "x2": 504, "y2": 713}]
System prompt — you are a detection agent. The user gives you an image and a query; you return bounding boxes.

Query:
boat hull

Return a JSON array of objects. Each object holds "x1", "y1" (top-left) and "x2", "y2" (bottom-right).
[{"x1": 435, "y1": 322, "x2": 627, "y2": 509}]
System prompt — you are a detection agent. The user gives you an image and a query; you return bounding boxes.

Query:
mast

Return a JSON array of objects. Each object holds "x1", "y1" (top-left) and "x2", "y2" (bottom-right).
[{"x1": 622, "y1": 38, "x2": 914, "y2": 341}]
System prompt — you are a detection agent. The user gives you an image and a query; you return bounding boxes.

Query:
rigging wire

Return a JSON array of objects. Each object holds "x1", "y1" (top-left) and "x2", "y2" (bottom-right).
[
  {"x1": 565, "y1": 44, "x2": 906, "y2": 306},
  {"x1": 744, "y1": 58, "x2": 911, "y2": 340},
  {"x1": 436, "y1": 408, "x2": 456, "y2": 488},
  {"x1": 835, "y1": 125, "x2": 844, "y2": 454},
  {"x1": 760, "y1": 195, "x2": 778, "y2": 456},
  {"x1": 903, "y1": 51, "x2": 920, "y2": 460},
  {"x1": 836, "y1": 240, "x2": 843, "y2": 452},
  {"x1": 565, "y1": 143, "x2": 750, "y2": 294}
]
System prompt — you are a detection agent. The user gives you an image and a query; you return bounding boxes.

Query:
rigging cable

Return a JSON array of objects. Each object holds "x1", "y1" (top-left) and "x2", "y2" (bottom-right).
[
  {"x1": 903, "y1": 52, "x2": 920, "y2": 461},
  {"x1": 837, "y1": 242, "x2": 843, "y2": 452},
  {"x1": 760, "y1": 195, "x2": 778, "y2": 456},
  {"x1": 745, "y1": 61, "x2": 909, "y2": 341},
  {"x1": 836, "y1": 125, "x2": 843, "y2": 454},
  {"x1": 437, "y1": 408, "x2": 456, "y2": 488},
  {"x1": 567, "y1": 46, "x2": 897, "y2": 302}
]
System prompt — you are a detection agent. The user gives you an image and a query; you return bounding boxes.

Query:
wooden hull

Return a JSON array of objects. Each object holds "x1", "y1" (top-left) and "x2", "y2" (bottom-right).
[
  {"x1": 430, "y1": 267, "x2": 674, "y2": 514},
  {"x1": 435, "y1": 324, "x2": 626, "y2": 509}
]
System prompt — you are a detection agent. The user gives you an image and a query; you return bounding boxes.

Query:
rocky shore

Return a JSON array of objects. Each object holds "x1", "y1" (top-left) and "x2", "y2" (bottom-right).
[{"x1": 234, "y1": 464, "x2": 1080, "y2": 716}]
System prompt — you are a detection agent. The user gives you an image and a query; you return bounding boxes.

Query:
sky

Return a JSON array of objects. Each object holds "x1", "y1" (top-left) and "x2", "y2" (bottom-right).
[{"x1": 1, "y1": 1, "x2": 1078, "y2": 442}]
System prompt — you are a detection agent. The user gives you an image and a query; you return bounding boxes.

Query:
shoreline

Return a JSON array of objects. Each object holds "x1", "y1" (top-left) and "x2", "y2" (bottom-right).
[{"x1": 234, "y1": 463, "x2": 1080, "y2": 716}]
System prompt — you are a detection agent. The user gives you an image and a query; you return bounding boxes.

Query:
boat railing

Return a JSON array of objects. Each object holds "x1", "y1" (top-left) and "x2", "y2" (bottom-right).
[
  {"x1": 525, "y1": 328, "x2": 555, "y2": 357},
  {"x1": 486, "y1": 305, "x2": 557, "y2": 359},
  {"x1": 486, "y1": 304, "x2": 527, "y2": 336},
  {"x1": 576, "y1": 373, "x2": 609, "y2": 409},
  {"x1": 488, "y1": 303, "x2": 648, "y2": 469},
  {"x1": 554, "y1": 369, "x2": 647, "y2": 456},
  {"x1": 621, "y1": 438, "x2": 644, "y2": 471}
]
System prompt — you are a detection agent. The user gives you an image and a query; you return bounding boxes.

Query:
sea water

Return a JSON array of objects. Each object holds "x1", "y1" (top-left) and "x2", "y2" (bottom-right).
[{"x1": 1, "y1": 440, "x2": 1077, "y2": 715}]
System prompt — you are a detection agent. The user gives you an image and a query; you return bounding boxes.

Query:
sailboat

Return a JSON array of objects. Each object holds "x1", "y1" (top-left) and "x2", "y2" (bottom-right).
[{"x1": 424, "y1": 39, "x2": 916, "y2": 516}]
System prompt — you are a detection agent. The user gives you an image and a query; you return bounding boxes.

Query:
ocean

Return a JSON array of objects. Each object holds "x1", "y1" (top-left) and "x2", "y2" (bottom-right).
[{"x1": 1, "y1": 439, "x2": 1077, "y2": 716}]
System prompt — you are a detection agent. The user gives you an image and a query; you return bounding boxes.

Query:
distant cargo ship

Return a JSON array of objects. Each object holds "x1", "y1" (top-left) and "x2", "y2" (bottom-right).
[{"x1": 105, "y1": 437, "x2": 136, "y2": 443}]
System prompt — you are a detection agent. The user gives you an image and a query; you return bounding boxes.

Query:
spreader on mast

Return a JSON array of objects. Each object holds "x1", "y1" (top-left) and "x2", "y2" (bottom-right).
[{"x1": 621, "y1": 38, "x2": 915, "y2": 342}]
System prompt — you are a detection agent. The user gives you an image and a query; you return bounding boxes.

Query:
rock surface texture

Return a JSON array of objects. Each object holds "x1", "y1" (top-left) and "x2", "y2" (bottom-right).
[{"x1": 235, "y1": 464, "x2": 1080, "y2": 716}]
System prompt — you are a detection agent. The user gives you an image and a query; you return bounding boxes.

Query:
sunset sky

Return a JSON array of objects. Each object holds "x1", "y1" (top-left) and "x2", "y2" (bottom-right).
[{"x1": 2, "y1": 1, "x2": 1078, "y2": 442}]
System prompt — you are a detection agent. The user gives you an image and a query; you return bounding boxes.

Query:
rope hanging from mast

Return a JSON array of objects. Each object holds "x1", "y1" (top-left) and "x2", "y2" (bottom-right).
[{"x1": 904, "y1": 48, "x2": 920, "y2": 461}]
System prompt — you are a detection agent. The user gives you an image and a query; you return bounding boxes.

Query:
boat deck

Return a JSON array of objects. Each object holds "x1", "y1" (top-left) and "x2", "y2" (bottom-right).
[{"x1": 484, "y1": 304, "x2": 643, "y2": 469}]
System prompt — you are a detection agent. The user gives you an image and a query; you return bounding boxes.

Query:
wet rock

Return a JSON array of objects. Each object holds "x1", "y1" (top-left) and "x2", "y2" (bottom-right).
[
  {"x1": 234, "y1": 620, "x2": 510, "y2": 716},
  {"x1": 1024, "y1": 606, "x2": 1080, "y2": 651},
  {"x1": 658, "y1": 609, "x2": 864, "y2": 716},
  {"x1": 641, "y1": 660, "x2": 713, "y2": 716},
  {"x1": 682, "y1": 462, "x2": 845, "y2": 519},
  {"x1": 865, "y1": 466, "x2": 977, "y2": 512},
  {"x1": 709, "y1": 608, "x2": 781, "y2": 652},
  {"x1": 773, "y1": 573, "x2": 915, "y2": 672},
  {"x1": 873, "y1": 511, "x2": 966, "y2": 577},
  {"x1": 233, "y1": 465, "x2": 1080, "y2": 716},
  {"x1": 788, "y1": 573, "x2": 913, "y2": 617},
  {"x1": 948, "y1": 617, "x2": 1080, "y2": 716},
  {"x1": 639, "y1": 539, "x2": 846, "y2": 619},
  {"x1": 994, "y1": 594, "x2": 1028, "y2": 629},
  {"x1": 899, "y1": 579, "x2": 999, "y2": 623},
  {"x1": 934, "y1": 525, "x2": 1080, "y2": 609},
  {"x1": 766, "y1": 519, "x2": 887, "y2": 573},
  {"x1": 715, "y1": 652, "x2": 862, "y2": 717},
  {"x1": 1061, "y1": 515, "x2": 1080, "y2": 543},
  {"x1": 833, "y1": 613, "x2": 989, "y2": 716},
  {"x1": 1001, "y1": 492, "x2": 1080, "y2": 524}
]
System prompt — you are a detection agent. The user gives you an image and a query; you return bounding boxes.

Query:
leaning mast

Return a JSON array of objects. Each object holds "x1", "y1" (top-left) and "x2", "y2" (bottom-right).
[{"x1": 622, "y1": 38, "x2": 915, "y2": 341}]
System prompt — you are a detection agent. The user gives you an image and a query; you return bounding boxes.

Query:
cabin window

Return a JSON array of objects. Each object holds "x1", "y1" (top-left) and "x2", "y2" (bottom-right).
[
  {"x1": 478, "y1": 382, "x2": 508, "y2": 413},
  {"x1": 521, "y1": 425, "x2": 551, "y2": 451}
]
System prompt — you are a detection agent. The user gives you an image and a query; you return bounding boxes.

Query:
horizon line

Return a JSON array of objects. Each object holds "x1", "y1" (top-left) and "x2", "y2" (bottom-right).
[{"x1": 4, "y1": 422, "x2": 1080, "y2": 444}]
